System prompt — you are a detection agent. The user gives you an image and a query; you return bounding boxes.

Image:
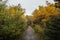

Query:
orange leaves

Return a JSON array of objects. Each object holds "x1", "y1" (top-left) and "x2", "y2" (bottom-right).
[
  {"x1": 10, "y1": 8, "x2": 15, "y2": 14},
  {"x1": 32, "y1": 4, "x2": 60, "y2": 24}
]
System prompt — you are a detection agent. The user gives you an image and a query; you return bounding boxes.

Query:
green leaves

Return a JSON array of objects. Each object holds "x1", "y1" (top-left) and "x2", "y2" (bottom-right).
[
  {"x1": 0, "y1": 4, "x2": 27, "y2": 40},
  {"x1": 45, "y1": 15, "x2": 60, "y2": 40},
  {"x1": 34, "y1": 25, "x2": 44, "y2": 33}
]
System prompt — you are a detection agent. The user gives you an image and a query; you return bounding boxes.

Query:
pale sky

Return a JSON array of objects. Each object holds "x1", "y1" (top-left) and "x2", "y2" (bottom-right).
[{"x1": 6, "y1": 0, "x2": 54, "y2": 15}]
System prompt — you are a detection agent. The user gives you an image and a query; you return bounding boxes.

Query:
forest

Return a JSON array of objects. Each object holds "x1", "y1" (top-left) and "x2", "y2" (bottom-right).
[{"x1": 0, "y1": 0, "x2": 60, "y2": 40}]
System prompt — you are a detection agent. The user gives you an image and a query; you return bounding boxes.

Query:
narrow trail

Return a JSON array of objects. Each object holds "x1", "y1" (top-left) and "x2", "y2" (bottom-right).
[{"x1": 24, "y1": 26, "x2": 37, "y2": 40}]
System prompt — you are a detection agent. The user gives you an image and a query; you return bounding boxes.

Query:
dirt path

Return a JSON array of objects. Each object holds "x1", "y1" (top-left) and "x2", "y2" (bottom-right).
[{"x1": 24, "y1": 26, "x2": 37, "y2": 40}]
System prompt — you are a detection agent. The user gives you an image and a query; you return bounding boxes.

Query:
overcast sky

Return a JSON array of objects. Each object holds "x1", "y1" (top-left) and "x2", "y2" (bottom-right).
[{"x1": 6, "y1": 0, "x2": 54, "y2": 15}]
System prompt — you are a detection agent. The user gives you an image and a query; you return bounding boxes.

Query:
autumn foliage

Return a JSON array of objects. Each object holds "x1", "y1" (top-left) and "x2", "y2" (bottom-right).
[
  {"x1": 0, "y1": 0, "x2": 60, "y2": 40},
  {"x1": 32, "y1": 4, "x2": 60, "y2": 40},
  {"x1": 0, "y1": 4, "x2": 27, "y2": 40}
]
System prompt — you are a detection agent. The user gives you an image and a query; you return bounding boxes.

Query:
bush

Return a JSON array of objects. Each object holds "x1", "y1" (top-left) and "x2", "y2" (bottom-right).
[
  {"x1": 45, "y1": 15, "x2": 60, "y2": 40},
  {"x1": 0, "y1": 5, "x2": 27, "y2": 40},
  {"x1": 33, "y1": 25, "x2": 45, "y2": 40}
]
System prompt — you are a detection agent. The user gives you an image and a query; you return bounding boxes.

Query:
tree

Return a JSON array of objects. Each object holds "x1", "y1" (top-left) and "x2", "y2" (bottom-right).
[
  {"x1": 45, "y1": 15, "x2": 60, "y2": 40},
  {"x1": 0, "y1": 3, "x2": 27, "y2": 40},
  {"x1": 32, "y1": 4, "x2": 57, "y2": 27},
  {"x1": 32, "y1": 3, "x2": 60, "y2": 40},
  {"x1": 54, "y1": 0, "x2": 60, "y2": 8}
]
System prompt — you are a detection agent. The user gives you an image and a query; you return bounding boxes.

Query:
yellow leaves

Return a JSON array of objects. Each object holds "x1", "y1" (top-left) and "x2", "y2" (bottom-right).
[
  {"x1": 21, "y1": 15, "x2": 26, "y2": 20},
  {"x1": 10, "y1": 8, "x2": 15, "y2": 14},
  {"x1": 34, "y1": 25, "x2": 44, "y2": 33},
  {"x1": 32, "y1": 4, "x2": 60, "y2": 25}
]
